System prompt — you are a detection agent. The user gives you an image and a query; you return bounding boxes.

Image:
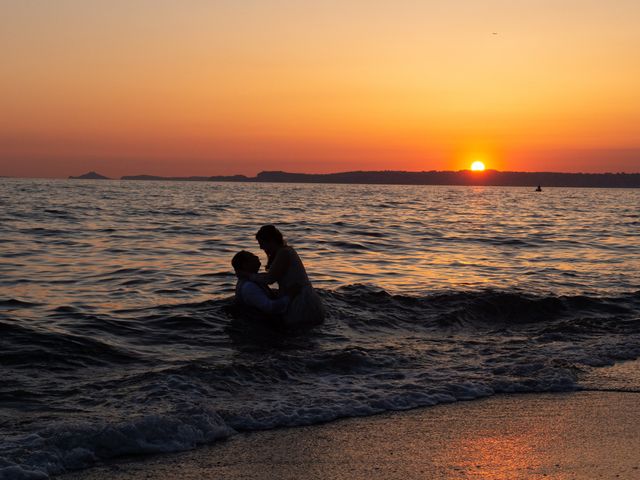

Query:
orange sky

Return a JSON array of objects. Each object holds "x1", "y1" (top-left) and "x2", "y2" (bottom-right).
[{"x1": 1, "y1": 1, "x2": 639, "y2": 178}]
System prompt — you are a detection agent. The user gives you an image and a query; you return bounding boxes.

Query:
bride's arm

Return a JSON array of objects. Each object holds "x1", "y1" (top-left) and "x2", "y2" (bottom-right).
[{"x1": 250, "y1": 248, "x2": 290, "y2": 285}]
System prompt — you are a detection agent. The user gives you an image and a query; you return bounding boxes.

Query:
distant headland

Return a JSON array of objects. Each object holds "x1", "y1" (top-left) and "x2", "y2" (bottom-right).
[{"x1": 68, "y1": 170, "x2": 640, "y2": 188}]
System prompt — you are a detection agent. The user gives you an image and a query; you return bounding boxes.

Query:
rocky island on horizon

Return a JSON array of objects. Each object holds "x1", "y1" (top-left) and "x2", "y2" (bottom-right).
[{"x1": 69, "y1": 171, "x2": 110, "y2": 180}]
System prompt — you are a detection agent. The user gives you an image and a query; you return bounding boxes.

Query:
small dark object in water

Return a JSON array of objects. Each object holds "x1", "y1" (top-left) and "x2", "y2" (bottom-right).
[{"x1": 535, "y1": 185, "x2": 542, "y2": 192}]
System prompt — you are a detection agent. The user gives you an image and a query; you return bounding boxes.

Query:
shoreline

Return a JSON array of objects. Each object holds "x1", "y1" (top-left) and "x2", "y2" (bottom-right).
[{"x1": 58, "y1": 391, "x2": 640, "y2": 480}]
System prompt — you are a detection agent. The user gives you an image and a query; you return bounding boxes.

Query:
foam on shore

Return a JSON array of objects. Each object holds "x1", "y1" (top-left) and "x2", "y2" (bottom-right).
[{"x1": 58, "y1": 391, "x2": 640, "y2": 480}]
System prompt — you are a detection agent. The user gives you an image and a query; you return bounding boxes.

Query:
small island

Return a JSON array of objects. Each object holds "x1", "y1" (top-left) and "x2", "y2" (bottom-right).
[{"x1": 69, "y1": 171, "x2": 110, "y2": 180}]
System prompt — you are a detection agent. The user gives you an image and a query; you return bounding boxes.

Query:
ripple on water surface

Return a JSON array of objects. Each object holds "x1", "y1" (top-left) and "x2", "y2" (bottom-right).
[{"x1": 0, "y1": 179, "x2": 639, "y2": 478}]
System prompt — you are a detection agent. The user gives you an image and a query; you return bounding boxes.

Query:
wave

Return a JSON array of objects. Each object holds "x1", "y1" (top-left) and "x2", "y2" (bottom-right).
[
  {"x1": 1, "y1": 286, "x2": 639, "y2": 478},
  {"x1": 2, "y1": 287, "x2": 639, "y2": 365},
  {"x1": 0, "y1": 319, "x2": 141, "y2": 367},
  {"x1": 0, "y1": 299, "x2": 40, "y2": 309},
  {"x1": 0, "y1": 369, "x2": 578, "y2": 479},
  {"x1": 0, "y1": 408, "x2": 234, "y2": 480},
  {"x1": 324, "y1": 285, "x2": 640, "y2": 331}
]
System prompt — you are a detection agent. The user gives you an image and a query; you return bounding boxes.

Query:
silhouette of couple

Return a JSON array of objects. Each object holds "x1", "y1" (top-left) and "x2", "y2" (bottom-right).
[{"x1": 232, "y1": 225, "x2": 325, "y2": 327}]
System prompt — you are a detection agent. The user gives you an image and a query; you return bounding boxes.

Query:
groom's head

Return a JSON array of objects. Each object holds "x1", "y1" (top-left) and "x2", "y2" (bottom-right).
[{"x1": 232, "y1": 251, "x2": 261, "y2": 275}]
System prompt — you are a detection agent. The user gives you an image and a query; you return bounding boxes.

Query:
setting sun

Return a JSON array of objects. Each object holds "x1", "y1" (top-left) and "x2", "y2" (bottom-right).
[{"x1": 471, "y1": 161, "x2": 486, "y2": 171}]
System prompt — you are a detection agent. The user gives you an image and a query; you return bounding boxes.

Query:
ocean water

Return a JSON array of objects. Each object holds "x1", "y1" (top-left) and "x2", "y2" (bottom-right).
[{"x1": 1, "y1": 178, "x2": 639, "y2": 479}]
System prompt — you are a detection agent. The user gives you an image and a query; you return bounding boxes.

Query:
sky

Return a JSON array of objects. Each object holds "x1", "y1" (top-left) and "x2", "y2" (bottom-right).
[{"x1": 1, "y1": 0, "x2": 639, "y2": 178}]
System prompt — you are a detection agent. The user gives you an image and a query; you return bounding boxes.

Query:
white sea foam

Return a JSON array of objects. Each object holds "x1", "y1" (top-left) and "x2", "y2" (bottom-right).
[
  {"x1": 0, "y1": 347, "x2": 637, "y2": 479},
  {"x1": 0, "y1": 408, "x2": 234, "y2": 478}
]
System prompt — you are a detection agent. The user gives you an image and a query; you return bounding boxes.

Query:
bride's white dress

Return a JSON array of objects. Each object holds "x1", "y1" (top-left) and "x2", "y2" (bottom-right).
[{"x1": 252, "y1": 245, "x2": 325, "y2": 326}]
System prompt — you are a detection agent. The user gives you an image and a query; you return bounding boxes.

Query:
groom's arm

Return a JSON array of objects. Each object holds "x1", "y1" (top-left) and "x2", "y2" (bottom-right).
[{"x1": 241, "y1": 282, "x2": 290, "y2": 315}]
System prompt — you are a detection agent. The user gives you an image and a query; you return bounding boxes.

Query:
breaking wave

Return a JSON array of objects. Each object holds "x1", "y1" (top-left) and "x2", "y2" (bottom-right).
[{"x1": 2, "y1": 286, "x2": 640, "y2": 478}]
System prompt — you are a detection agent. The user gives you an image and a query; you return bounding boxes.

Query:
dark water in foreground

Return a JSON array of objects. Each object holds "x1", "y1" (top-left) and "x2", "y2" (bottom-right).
[{"x1": 1, "y1": 179, "x2": 639, "y2": 478}]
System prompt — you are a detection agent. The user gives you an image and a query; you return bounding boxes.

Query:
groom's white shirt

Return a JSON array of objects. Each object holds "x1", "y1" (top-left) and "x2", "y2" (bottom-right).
[{"x1": 236, "y1": 279, "x2": 289, "y2": 315}]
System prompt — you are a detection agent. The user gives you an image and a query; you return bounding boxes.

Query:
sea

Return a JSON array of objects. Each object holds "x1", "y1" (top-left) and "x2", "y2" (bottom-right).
[{"x1": 1, "y1": 178, "x2": 639, "y2": 479}]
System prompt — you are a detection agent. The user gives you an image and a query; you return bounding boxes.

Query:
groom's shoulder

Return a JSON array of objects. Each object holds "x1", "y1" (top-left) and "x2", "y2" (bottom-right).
[{"x1": 238, "y1": 279, "x2": 260, "y2": 294}]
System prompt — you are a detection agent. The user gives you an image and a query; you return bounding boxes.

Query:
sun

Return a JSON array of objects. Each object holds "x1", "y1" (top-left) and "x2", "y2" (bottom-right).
[{"x1": 470, "y1": 161, "x2": 486, "y2": 171}]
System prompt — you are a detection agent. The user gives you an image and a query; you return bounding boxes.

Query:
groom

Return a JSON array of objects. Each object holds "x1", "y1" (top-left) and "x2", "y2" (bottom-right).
[{"x1": 231, "y1": 251, "x2": 290, "y2": 318}]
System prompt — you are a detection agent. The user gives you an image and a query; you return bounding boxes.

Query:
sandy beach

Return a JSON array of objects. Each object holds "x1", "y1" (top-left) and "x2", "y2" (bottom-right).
[{"x1": 58, "y1": 391, "x2": 640, "y2": 480}]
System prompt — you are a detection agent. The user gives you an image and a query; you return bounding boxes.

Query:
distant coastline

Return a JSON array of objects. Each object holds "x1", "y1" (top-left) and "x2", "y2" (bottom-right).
[
  {"x1": 55, "y1": 169, "x2": 640, "y2": 187},
  {"x1": 114, "y1": 170, "x2": 640, "y2": 188}
]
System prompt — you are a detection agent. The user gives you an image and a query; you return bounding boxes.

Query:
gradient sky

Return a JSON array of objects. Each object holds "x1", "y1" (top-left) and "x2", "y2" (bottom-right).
[{"x1": 1, "y1": 0, "x2": 639, "y2": 177}]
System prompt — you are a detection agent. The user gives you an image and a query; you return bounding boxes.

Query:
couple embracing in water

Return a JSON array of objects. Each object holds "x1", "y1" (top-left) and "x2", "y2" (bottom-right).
[{"x1": 231, "y1": 225, "x2": 325, "y2": 327}]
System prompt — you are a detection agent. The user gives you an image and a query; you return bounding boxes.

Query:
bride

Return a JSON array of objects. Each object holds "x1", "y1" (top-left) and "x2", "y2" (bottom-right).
[{"x1": 245, "y1": 225, "x2": 325, "y2": 327}]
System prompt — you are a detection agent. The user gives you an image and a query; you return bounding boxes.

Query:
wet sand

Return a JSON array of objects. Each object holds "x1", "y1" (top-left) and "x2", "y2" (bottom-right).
[{"x1": 59, "y1": 392, "x2": 640, "y2": 480}]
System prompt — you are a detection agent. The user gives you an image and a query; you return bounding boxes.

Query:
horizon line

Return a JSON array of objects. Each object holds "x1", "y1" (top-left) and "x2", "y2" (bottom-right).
[{"x1": 4, "y1": 167, "x2": 640, "y2": 180}]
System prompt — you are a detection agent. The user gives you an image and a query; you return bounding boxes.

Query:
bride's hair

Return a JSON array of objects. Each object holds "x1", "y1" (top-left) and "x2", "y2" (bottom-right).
[
  {"x1": 256, "y1": 225, "x2": 285, "y2": 245},
  {"x1": 256, "y1": 225, "x2": 286, "y2": 270}
]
